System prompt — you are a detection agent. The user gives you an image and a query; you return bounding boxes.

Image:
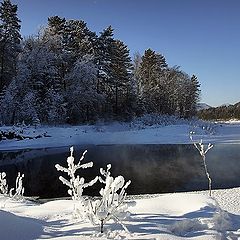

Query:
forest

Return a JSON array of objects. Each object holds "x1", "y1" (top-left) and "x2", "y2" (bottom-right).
[
  {"x1": 198, "y1": 102, "x2": 240, "y2": 120},
  {"x1": 0, "y1": 0, "x2": 201, "y2": 125}
]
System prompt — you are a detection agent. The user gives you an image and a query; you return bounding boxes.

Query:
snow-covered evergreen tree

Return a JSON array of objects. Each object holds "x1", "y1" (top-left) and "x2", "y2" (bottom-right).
[
  {"x1": 48, "y1": 16, "x2": 97, "y2": 61},
  {"x1": 97, "y1": 25, "x2": 115, "y2": 84}
]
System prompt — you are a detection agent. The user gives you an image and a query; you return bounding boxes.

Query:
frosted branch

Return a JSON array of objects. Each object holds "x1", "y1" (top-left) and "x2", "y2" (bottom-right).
[{"x1": 190, "y1": 132, "x2": 213, "y2": 197}]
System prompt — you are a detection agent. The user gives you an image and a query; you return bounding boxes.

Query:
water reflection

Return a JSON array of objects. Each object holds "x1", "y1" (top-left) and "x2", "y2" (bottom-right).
[{"x1": 0, "y1": 144, "x2": 239, "y2": 198}]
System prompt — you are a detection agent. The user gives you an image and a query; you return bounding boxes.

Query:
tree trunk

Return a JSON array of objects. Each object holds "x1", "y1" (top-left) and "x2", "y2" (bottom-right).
[
  {"x1": 115, "y1": 83, "x2": 118, "y2": 114},
  {"x1": 86, "y1": 106, "x2": 89, "y2": 122},
  {"x1": 0, "y1": 48, "x2": 5, "y2": 92},
  {"x1": 11, "y1": 109, "x2": 16, "y2": 125},
  {"x1": 100, "y1": 220, "x2": 104, "y2": 233}
]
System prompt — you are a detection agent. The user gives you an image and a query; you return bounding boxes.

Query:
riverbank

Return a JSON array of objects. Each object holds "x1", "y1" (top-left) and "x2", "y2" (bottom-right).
[{"x1": 1, "y1": 119, "x2": 240, "y2": 150}]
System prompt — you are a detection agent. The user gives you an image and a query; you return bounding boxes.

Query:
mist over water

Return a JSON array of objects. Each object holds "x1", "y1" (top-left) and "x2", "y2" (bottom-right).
[{"x1": 0, "y1": 144, "x2": 239, "y2": 198}]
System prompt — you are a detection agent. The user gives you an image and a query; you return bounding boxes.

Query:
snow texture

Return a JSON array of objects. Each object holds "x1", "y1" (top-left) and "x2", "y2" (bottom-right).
[{"x1": 1, "y1": 189, "x2": 240, "y2": 239}]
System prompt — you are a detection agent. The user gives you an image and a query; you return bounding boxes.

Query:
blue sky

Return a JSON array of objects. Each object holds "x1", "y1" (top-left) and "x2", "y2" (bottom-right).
[{"x1": 12, "y1": 0, "x2": 240, "y2": 106}]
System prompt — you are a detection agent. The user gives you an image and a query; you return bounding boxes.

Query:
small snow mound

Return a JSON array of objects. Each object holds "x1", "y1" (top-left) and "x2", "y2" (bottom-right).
[
  {"x1": 211, "y1": 210, "x2": 232, "y2": 231},
  {"x1": 168, "y1": 218, "x2": 207, "y2": 237},
  {"x1": 92, "y1": 229, "x2": 129, "y2": 239}
]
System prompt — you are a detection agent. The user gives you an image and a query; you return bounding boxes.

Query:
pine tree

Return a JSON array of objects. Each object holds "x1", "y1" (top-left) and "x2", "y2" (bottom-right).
[
  {"x1": 132, "y1": 52, "x2": 142, "y2": 95},
  {"x1": 108, "y1": 40, "x2": 133, "y2": 115},
  {"x1": 140, "y1": 49, "x2": 167, "y2": 86},
  {"x1": 48, "y1": 15, "x2": 66, "y2": 36},
  {"x1": 96, "y1": 25, "x2": 115, "y2": 96},
  {"x1": 185, "y1": 74, "x2": 201, "y2": 117},
  {"x1": 48, "y1": 17, "x2": 97, "y2": 61},
  {"x1": 162, "y1": 67, "x2": 180, "y2": 115},
  {"x1": 139, "y1": 49, "x2": 167, "y2": 113},
  {"x1": 0, "y1": 0, "x2": 22, "y2": 93},
  {"x1": 47, "y1": 16, "x2": 98, "y2": 91}
]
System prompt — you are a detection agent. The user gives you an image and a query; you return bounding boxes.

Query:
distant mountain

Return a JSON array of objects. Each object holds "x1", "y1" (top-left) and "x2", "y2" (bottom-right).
[
  {"x1": 233, "y1": 102, "x2": 240, "y2": 108},
  {"x1": 196, "y1": 103, "x2": 212, "y2": 111},
  {"x1": 219, "y1": 103, "x2": 231, "y2": 107},
  {"x1": 198, "y1": 101, "x2": 240, "y2": 120}
]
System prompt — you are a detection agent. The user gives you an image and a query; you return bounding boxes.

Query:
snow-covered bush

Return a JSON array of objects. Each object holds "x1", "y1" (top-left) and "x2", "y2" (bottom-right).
[
  {"x1": 10, "y1": 172, "x2": 25, "y2": 200},
  {"x1": 190, "y1": 132, "x2": 213, "y2": 196},
  {"x1": 0, "y1": 172, "x2": 8, "y2": 195},
  {"x1": 55, "y1": 146, "x2": 98, "y2": 219},
  {"x1": 86, "y1": 164, "x2": 135, "y2": 233},
  {"x1": 55, "y1": 146, "x2": 98, "y2": 201},
  {"x1": 130, "y1": 113, "x2": 190, "y2": 129}
]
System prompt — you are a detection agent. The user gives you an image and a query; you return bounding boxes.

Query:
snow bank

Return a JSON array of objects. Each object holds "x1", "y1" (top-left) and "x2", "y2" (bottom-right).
[
  {"x1": 132, "y1": 193, "x2": 216, "y2": 216},
  {"x1": 1, "y1": 188, "x2": 240, "y2": 239},
  {"x1": 1, "y1": 120, "x2": 240, "y2": 150},
  {"x1": 0, "y1": 210, "x2": 43, "y2": 240}
]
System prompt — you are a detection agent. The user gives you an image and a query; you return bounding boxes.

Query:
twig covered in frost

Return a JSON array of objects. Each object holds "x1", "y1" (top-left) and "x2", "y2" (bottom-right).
[
  {"x1": 10, "y1": 172, "x2": 25, "y2": 200},
  {"x1": 0, "y1": 172, "x2": 8, "y2": 195},
  {"x1": 55, "y1": 146, "x2": 98, "y2": 201},
  {"x1": 190, "y1": 132, "x2": 213, "y2": 196},
  {"x1": 86, "y1": 164, "x2": 135, "y2": 233}
]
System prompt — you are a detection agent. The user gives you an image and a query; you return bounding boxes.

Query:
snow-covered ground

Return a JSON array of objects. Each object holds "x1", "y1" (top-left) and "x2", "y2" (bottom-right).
[
  {"x1": 1, "y1": 119, "x2": 240, "y2": 150},
  {"x1": 1, "y1": 188, "x2": 240, "y2": 240}
]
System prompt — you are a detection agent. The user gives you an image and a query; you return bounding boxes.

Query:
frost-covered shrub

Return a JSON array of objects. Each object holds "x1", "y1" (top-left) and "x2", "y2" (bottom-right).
[
  {"x1": 130, "y1": 113, "x2": 188, "y2": 129},
  {"x1": 32, "y1": 117, "x2": 41, "y2": 128},
  {"x1": 10, "y1": 172, "x2": 25, "y2": 200},
  {"x1": 55, "y1": 146, "x2": 98, "y2": 201},
  {"x1": 86, "y1": 164, "x2": 135, "y2": 233},
  {"x1": 55, "y1": 147, "x2": 98, "y2": 219},
  {"x1": 190, "y1": 132, "x2": 213, "y2": 196},
  {"x1": 0, "y1": 172, "x2": 8, "y2": 195}
]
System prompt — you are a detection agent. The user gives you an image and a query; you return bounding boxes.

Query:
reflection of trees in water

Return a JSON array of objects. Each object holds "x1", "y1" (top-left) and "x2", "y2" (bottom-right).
[
  {"x1": 71, "y1": 145, "x2": 206, "y2": 195},
  {"x1": 0, "y1": 144, "x2": 240, "y2": 198},
  {"x1": 0, "y1": 150, "x2": 28, "y2": 164},
  {"x1": 91, "y1": 145, "x2": 204, "y2": 194}
]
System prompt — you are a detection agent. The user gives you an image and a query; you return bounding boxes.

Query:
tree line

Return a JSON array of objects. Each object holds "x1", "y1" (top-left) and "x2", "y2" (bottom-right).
[
  {"x1": 0, "y1": 0, "x2": 201, "y2": 125},
  {"x1": 198, "y1": 102, "x2": 240, "y2": 120}
]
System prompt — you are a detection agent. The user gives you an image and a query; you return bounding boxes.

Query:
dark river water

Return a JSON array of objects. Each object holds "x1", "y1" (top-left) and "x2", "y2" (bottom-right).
[{"x1": 0, "y1": 144, "x2": 239, "y2": 198}]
